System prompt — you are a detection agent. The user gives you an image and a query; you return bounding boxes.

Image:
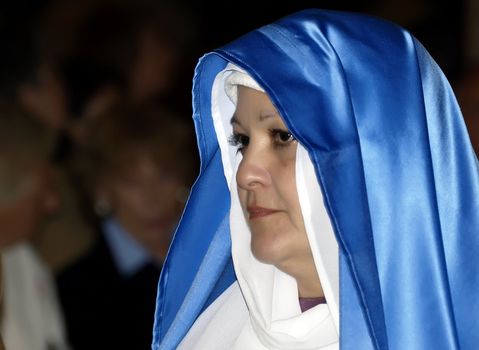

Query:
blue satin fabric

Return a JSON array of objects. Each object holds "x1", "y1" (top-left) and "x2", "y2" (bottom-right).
[{"x1": 152, "y1": 9, "x2": 479, "y2": 350}]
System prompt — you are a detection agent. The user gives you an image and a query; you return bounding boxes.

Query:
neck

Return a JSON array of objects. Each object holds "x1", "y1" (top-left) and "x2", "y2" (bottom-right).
[
  {"x1": 297, "y1": 272, "x2": 324, "y2": 298},
  {"x1": 279, "y1": 252, "x2": 324, "y2": 298}
]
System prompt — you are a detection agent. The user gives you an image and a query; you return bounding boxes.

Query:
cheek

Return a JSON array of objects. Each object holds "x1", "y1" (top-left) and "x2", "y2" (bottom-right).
[
  {"x1": 274, "y1": 152, "x2": 297, "y2": 197},
  {"x1": 0, "y1": 195, "x2": 41, "y2": 245},
  {"x1": 249, "y1": 213, "x2": 308, "y2": 266},
  {"x1": 110, "y1": 188, "x2": 147, "y2": 234},
  {"x1": 285, "y1": 188, "x2": 305, "y2": 231},
  {"x1": 110, "y1": 185, "x2": 144, "y2": 216},
  {"x1": 237, "y1": 188, "x2": 248, "y2": 216},
  {"x1": 277, "y1": 163, "x2": 305, "y2": 230}
]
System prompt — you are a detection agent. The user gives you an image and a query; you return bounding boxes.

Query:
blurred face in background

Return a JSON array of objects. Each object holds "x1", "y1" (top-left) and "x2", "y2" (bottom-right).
[
  {"x1": 18, "y1": 63, "x2": 69, "y2": 131},
  {"x1": 457, "y1": 68, "x2": 479, "y2": 155},
  {"x1": 0, "y1": 162, "x2": 59, "y2": 249},
  {"x1": 98, "y1": 152, "x2": 183, "y2": 260},
  {"x1": 128, "y1": 30, "x2": 178, "y2": 103}
]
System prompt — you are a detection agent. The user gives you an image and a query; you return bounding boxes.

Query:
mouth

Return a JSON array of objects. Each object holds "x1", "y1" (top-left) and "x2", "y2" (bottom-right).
[{"x1": 247, "y1": 206, "x2": 280, "y2": 220}]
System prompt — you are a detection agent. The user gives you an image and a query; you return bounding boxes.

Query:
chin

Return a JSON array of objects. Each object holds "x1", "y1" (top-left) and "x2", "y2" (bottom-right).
[{"x1": 250, "y1": 235, "x2": 286, "y2": 266}]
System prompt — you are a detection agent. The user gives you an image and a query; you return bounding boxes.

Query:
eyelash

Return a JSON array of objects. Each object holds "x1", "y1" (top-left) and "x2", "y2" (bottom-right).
[
  {"x1": 228, "y1": 129, "x2": 296, "y2": 153},
  {"x1": 228, "y1": 133, "x2": 249, "y2": 153}
]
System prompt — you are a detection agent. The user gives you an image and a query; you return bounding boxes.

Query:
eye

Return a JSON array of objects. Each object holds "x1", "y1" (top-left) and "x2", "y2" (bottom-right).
[
  {"x1": 228, "y1": 133, "x2": 249, "y2": 153},
  {"x1": 270, "y1": 129, "x2": 296, "y2": 147}
]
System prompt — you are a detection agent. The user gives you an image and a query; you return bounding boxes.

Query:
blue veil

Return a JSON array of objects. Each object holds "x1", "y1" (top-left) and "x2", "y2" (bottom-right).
[{"x1": 152, "y1": 9, "x2": 479, "y2": 350}]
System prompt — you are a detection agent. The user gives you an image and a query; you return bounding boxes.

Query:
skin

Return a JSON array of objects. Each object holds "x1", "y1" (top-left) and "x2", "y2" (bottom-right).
[
  {"x1": 0, "y1": 163, "x2": 59, "y2": 249},
  {"x1": 98, "y1": 154, "x2": 182, "y2": 263},
  {"x1": 456, "y1": 67, "x2": 479, "y2": 155},
  {"x1": 18, "y1": 64, "x2": 69, "y2": 131},
  {"x1": 128, "y1": 30, "x2": 177, "y2": 103},
  {"x1": 231, "y1": 86, "x2": 324, "y2": 298}
]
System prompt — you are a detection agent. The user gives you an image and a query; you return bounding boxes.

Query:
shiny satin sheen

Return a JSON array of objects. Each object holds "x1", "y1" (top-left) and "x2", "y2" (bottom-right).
[{"x1": 152, "y1": 9, "x2": 479, "y2": 350}]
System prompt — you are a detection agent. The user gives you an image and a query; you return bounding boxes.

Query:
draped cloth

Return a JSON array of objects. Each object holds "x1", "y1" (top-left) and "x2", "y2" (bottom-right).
[
  {"x1": 152, "y1": 9, "x2": 479, "y2": 350},
  {"x1": 175, "y1": 141, "x2": 340, "y2": 349}
]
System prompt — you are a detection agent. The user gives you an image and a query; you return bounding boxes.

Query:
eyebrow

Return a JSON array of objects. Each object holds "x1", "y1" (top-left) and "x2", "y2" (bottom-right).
[{"x1": 230, "y1": 111, "x2": 280, "y2": 125}]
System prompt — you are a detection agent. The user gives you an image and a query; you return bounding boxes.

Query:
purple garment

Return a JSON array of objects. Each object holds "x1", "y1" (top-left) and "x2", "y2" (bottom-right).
[{"x1": 299, "y1": 296, "x2": 327, "y2": 312}]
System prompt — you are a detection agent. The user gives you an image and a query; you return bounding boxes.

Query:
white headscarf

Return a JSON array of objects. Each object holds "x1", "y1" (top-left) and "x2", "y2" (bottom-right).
[{"x1": 178, "y1": 64, "x2": 340, "y2": 349}]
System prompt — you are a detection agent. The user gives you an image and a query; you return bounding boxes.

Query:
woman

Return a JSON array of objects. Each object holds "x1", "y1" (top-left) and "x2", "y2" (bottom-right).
[
  {"x1": 152, "y1": 9, "x2": 479, "y2": 349},
  {"x1": 0, "y1": 103, "x2": 70, "y2": 350}
]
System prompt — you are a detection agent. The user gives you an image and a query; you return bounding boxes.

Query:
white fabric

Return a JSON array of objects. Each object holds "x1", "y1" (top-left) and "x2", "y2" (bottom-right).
[
  {"x1": 179, "y1": 64, "x2": 340, "y2": 349},
  {"x1": 1, "y1": 243, "x2": 70, "y2": 350},
  {"x1": 224, "y1": 65, "x2": 265, "y2": 104},
  {"x1": 177, "y1": 282, "x2": 248, "y2": 350},
  {"x1": 296, "y1": 146, "x2": 340, "y2": 330}
]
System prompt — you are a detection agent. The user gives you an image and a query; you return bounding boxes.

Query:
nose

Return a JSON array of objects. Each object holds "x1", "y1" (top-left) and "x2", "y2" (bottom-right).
[{"x1": 236, "y1": 150, "x2": 272, "y2": 191}]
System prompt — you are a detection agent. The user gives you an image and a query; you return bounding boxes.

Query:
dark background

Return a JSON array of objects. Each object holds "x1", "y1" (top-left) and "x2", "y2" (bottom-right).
[
  {"x1": 1, "y1": 0, "x2": 466, "y2": 80},
  {"x1": 187, "y1": 0, "x2": 465, "y2": 80}
]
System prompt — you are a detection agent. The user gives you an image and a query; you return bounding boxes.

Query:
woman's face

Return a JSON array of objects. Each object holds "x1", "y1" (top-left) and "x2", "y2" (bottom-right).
[{"x1": 231, "y1": 86, "x2": 312, "y2": 272}]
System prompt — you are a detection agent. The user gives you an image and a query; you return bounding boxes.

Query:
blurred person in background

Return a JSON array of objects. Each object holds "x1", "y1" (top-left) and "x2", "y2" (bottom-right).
[
  {"x1": 0, "y1": 2, "x2": 97, "y2": 274},
  {"x1": 455, "y1": 62, "x2": 479, "y2": 155},
  {"x1": 0, "y1": 3, "x2": 70, "y2": 131},
  {"x1": 0, "y1": 261, "x2": 5, "y2": 350},
  {"x1": 0, "y1": 103, "x2": 70, "y2": 350},
  {"x1": 56, "y1": 105, "x2": 197, "y2": 350},
  {"x1": 55, "y1": 0, "x2": 196, "y2": 141},
  {"x1": 28, "y1": 0, "x2": 197, "y2": 275}
]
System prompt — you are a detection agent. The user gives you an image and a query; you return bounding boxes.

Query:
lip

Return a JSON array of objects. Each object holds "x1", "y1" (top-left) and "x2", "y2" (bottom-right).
[{"x1": 247, "y1": 206, "x2": 280, "y2": 220}]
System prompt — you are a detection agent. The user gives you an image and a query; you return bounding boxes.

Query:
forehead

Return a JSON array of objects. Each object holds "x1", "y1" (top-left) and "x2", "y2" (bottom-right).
[
  {"x1": 236, "y1": 86, "x2": 274, "y2": 110},
  {"x1": 232, "y1": 86, "x2": 280, "y2": 125}
]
